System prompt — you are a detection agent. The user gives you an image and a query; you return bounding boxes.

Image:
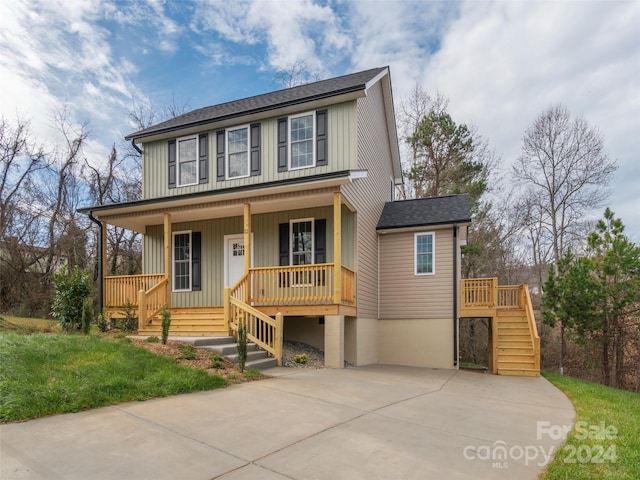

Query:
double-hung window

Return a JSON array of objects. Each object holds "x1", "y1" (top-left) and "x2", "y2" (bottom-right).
[
  {"x1": 177, "y1": 136, "x2": 198, "y2": 186},
  {"x1": 226, "y1": 125, "x2": 249, "y2": 179},
  {"x1": 173, "y1": 231, "x2": 191, "y2": 291},
  {"x1": 289, "y1": 112, "x2": 315, "y2": 169},
  {"x1": 415, "y1": 232, "x2": 435, "y2": 275},
  {"x1": 290, "y1": 218, "x2": 314, "y2": 286}
]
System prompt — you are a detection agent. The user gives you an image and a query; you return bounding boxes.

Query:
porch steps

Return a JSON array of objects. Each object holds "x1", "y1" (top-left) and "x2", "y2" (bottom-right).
[
  {"x1": 138, "y1": 307, "x2": 228, "y2": 337},
  {"x1": 495, "y1": 309, "x2": 538, "y2": 376},
  {"x1": 181, "y1": 336, "x2": 277, "y2": 370}
]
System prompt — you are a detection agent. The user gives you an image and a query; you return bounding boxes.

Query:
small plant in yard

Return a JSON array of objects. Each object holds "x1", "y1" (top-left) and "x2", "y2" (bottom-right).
[
  {"x1": 119, "y1": 300, "x2": 138, "y2": 332},
  {"x1": 50, "y1": 266, "x2": 91, "y2": 332},
  {"x1": 81, "y1": 297, "x2": 94, "y2": 335},
  {"x1": 237, "y1": 322, "x2": 248, "y2": 372},
  {"x1": 243, "y1": 368, "x2": 262, "y2": 380},
  {"x1": 97, "y1": 313, "x2": 108, "y2": 333},
  {"x1": 146, "y1": 335, "x2": 160, "y2": 343},
  {"x1": 177, "y1": 343, "x2": 197, "y2": 360},
  {"x1": 209, "y1": 354, "x2": 225, "y2": 369},
  {"x1": 293, "y1": 353, "x2": 308, "y2": 364},
  {"x1": 161, "y1": 307, "x2": 171, "y2": 344}
]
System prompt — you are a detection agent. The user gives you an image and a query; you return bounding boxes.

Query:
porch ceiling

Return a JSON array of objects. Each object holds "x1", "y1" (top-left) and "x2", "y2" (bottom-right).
[{"x1": 89, "y1": 173, "x2": 362, "y2": 232}]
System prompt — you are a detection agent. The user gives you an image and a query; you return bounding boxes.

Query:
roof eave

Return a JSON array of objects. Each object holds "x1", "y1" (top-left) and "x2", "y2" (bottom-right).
[{"x1": 376, "y1": 219, "x2": 472, "y2": 233}]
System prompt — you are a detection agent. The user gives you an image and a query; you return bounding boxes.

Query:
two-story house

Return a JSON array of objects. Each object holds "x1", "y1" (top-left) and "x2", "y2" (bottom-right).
[{"x1": 80, "y1": 67, "x2": 540, "y2": 375}]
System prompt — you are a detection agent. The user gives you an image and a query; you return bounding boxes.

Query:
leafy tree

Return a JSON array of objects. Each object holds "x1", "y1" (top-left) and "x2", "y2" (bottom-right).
[
  {"x1": 406, "y1": 108, "x2": 491, "y2": 212},
  {"x1": 51, "y1": 266, "x2": 91, "y2": 332},
  {"x1": 543, "y1": 209, "x2": 640, "y2": 388}
]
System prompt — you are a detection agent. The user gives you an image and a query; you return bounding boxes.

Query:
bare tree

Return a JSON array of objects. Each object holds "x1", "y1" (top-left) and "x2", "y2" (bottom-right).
[
  {"x1": 273, "y1": 59, "x2": 322, "y2": 88},
  {"x1": 513, "y1": 104, "x2": 616, "y2": 263},
  {"x1": 513, "y1": 104, "x2": 617, "y2": 374}
]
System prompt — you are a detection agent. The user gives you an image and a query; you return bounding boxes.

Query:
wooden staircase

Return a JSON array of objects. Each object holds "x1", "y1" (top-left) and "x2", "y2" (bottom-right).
[
  {"x1": 138, "y1": 307, "x2": 229, "y2": 337},
  {"x1": 495, "y1": 309, "x2": 539, "y2": 376}
]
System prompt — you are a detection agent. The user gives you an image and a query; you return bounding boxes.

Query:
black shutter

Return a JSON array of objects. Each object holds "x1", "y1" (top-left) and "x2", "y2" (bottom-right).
[
  {"x1": 168, "y1": 140, "x2": 176, "y2": 189},
  {"x1": 250, "y1": 123, "x2": 261, "y2": 176},
  {"x1": 278, "y1": 222, "x2": 290, "y2": 287},
  {"x1": 314, "y1": 219, "x2": 326, "y2": 263},
  {"x1": 198, "y1": 134, "x2": 208, "y2": 184},
  {"x1": 277, "y1": 118, "x2": 288, "y2": 172},
  {"x1": 316, "y1": 110, "x2": 328, "y2": 166},
  {"x1": 192, "y1": 232, "x2": 201, "y2": 291},
  {"x1": 216, "y1": 130, "x2": 225, "y2": 181}
]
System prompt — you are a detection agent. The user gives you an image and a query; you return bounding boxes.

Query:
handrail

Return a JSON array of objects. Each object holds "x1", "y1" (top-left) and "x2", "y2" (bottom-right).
[
  {"x1": 497, "y1": 285, "x2": 521, "y2": 308},
  {"x1": 105, "y1": 273, "x2": 165, "y2": 308},
  {"x1": 137, "y1": 278, "x2": 168, "y2": 330},
  {"x1": 226, "y1": 272, "x2": 283, "y2": 365},
  {"x1": 521, "y1": 283, "x2": 541, "y2": 372}
]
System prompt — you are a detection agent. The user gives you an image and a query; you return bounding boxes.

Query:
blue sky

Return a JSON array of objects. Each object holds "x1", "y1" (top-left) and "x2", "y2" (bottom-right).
[{"x1": 1, "y1": 0, "x2": 638, "y2": 239}]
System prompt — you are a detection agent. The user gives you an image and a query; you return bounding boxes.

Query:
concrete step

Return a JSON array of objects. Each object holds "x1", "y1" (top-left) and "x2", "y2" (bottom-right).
[
  {"x1": 200, "y1": 342, "x2": 258, "y2": 356},
  {"x1": 245, "y1": 356, "x2": 278, "y2": 370},
  {"x1": 225, "y1": 349, "x2": 270, "y2": 363}
]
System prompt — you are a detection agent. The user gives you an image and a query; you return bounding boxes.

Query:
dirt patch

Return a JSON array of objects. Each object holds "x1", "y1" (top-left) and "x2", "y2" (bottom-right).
[{"x1": 128, "y1": 337, "x2": 268, "y2": 384}]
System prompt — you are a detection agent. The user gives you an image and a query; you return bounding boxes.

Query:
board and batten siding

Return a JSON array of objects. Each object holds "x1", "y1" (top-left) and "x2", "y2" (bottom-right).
[
  {"x1": 142, "y1": 102, "x2": 356, "y2": 200},
  {"x1": 378, "y1": 228, "x2": 454, "y2": 320},
  {"x1": 143, "y1": 206, "x2": 355, "y2": 308},
  {"x1": 341, "y1": 80, "x2": 395, "y2": 319}
]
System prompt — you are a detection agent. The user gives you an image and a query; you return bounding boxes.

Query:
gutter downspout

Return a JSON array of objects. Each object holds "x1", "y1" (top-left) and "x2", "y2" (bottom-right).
[
  {"x1": 88, "y1": 212, "x2": 104, "y2": 314},
  {"x1": 453, "y1": 223, "x2": 458, "y2": 367},
  {"x1": 130, "y1": 139, "x2": 142, "y2": 155}
]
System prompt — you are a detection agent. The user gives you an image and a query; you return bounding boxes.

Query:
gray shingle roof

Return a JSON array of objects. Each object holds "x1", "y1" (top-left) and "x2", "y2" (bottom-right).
[
  {"x1": 376, "y1": 194, "x2": 471, "y2": 230},
  {"x1": 126, "y1": 67, "x2": 388, "y2": 140}
]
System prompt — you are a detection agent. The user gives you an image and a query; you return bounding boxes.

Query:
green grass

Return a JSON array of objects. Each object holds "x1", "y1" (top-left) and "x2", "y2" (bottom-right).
[
  {"x1": 541, "y1": 372, "x2": 640, "y2": 480},
  {"x1": 0, "y1": 332, "x2": 226, "y2": 423}
]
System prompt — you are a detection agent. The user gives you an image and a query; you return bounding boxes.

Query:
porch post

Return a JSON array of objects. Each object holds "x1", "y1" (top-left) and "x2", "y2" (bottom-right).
[
  {"x1": 333, "y1": 192, "x2": 342, "y2": 304},
  {"x1": 164, "y1": 213, "x2": 171, "y2": 309},
  {"x1": 101, "y1": 221, "x2": 107, "y2": 307},
  {"x1": 243, "y1": 203, "x2": 251, "y2": 275}
]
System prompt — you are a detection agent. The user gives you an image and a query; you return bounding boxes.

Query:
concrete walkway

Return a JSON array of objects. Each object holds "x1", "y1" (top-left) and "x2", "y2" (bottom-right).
[{"x1": 1, "y1": 366, "x2": 574, "y2": 479}]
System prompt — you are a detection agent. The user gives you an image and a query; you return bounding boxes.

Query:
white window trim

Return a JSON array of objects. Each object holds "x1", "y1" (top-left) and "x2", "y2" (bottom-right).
[
  {"x1": 288, "y1": 111, "x2": 316, "y2": 171},
  {"x1": 415, "y1": 232, "x2": 435, "y2": 276},
  {"x1": 172, "y1": 230, "x2": 192, "y2": 292},
  {"x1": 176, "y1": 135, "x2": 199, "y2": 187},
  {"x1": 225, "y1": 124, "x2": 250, "y2": 180},
  {"x1": 290, "y1": 217, "x2": 315, "y2": 265}
]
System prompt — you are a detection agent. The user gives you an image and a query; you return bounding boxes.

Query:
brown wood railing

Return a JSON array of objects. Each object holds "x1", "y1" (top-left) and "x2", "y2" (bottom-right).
[
  {"x1": 105, "y1": 274, "x2": 165, "y2": 308},
  {"x1": 497, "y1": 285, "x2": 521, "y2": 308},
  {"x1": 521, "y1": 282, "x2": 541, "y2": 372},
  {"x1": 461, "y1": 277, "x2": 497, "y2": 308},
  {"x1": 137, "y1": 278, "x2": 168, "y2": 330},
  {"x1": 247, "y1": 263, "x2": 354, "y2": 306},
  {"x1": 226, "y1": 274, "x2": 283, "y2": 365}
]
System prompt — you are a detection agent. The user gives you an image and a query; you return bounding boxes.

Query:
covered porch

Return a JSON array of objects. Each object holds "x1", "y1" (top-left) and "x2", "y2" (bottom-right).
[{"x1": 91, "y1": 186, "x2": 358, "y2": 366}]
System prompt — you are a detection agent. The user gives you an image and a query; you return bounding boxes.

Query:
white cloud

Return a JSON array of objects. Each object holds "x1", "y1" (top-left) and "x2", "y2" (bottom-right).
[{"x1": 191, "y1": 0, "x2": 352, "y2": 75}]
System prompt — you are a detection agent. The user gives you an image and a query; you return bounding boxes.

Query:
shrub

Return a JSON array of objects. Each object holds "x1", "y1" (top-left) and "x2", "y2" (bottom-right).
[
  {"x1": 51, "y1": 266, "x2": 91, "y2": 332},
  {"x1": 146, "y1": 335, "x2": 160, "y2": 343},
  {"x1": 293, "y1": 353, "x2": 308, "y2": 364},
  {"x1": 178, "y1": 343, "x2": 197, "y2": 360},
  {"x1": 97, "y1": 313, "x2": 108, "y2": 333},
  {"x1": 209, "y1": 354, "x2": 225, "y2": 369},
  {"x1": 81, "y1": 297, "x2": 94, "y2": 335},
  {"x1": 161, "y1": 307, "x2": 171, "y2": 345},
  {"x1": 119, "y1": 300, "x2": 137, "y2": 332},
  {"x1": 237, "y1": 322, "x2": 248, "y2": 372}
]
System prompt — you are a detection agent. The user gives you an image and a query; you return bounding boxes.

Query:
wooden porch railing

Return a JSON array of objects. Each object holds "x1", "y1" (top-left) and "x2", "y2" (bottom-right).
[
  {"x1": 521, "y1": 282, "x2": 541, "y2": 372},
  {"x1": 226, "y1": 274, "x2": 283, "y2": 366},
  {"x1": 105, "y1": 274, "x2": 165, "y2": 308},
  {"x1": 137, "y1": 278, "x2": 168, "y2": 330},
  {"x1": 461, "y1": 277, "x2": 497, "y2": 308},
  {"x1": 247, "y1": 263, "x2": 355, "y2": 305}
]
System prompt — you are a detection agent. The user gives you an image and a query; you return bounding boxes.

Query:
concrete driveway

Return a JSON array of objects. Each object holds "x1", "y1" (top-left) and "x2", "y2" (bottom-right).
[{"x1": 1, "y1": 366, "x2": 574, "y2": 479}]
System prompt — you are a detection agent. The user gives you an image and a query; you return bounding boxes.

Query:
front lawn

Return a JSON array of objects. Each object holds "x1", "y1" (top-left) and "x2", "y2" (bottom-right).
[
  {"x1": 0, "y1": 332, "x2": 226, "y2": 422},
  {"x1": 542, "y1": 372, "x2": 640, "y2": 479}
]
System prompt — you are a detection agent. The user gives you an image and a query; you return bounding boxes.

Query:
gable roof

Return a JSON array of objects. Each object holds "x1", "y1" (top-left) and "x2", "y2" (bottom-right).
[
  {"x1": 126, "y1": 67, "x2": 388, "y2": 142},
  {"x1": 376, "y1": 194, "x2": 471, "y2": 231}
]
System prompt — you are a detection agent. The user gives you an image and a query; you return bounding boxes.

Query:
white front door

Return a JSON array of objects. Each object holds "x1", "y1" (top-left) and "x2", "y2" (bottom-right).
[{"x1": 224, "y1": 234, "x2": 251, "y2": 287}]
